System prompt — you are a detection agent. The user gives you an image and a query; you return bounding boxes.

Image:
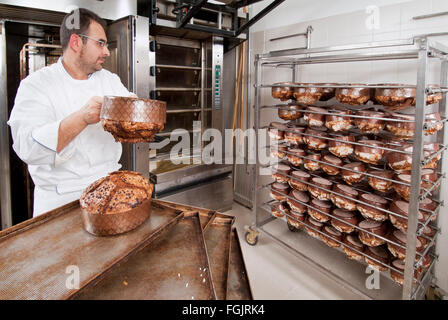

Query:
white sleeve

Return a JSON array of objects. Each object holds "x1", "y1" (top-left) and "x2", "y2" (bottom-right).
[{"x1": 7, "y1": 77, "x2": 76, "y2": 166}]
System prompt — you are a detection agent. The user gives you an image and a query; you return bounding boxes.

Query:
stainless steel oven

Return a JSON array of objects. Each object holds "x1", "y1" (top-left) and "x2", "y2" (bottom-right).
[{"x1": 147, "y1": 34, "x2": 233, "y2": 212}]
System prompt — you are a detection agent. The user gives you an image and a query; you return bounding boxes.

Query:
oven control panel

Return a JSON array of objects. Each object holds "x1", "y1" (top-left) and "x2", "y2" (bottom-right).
[{"x1": 214, "y1": 65, "x2": 222, "y2": 110}]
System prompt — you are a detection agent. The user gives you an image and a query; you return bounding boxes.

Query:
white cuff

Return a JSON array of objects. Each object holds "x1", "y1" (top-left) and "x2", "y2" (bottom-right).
[
  {"x1": 31, "y1": 120, "x2": 76, "y2": 166},
  {"x1": 31, "y1": 121, "x2": 61, "y2": 152}
]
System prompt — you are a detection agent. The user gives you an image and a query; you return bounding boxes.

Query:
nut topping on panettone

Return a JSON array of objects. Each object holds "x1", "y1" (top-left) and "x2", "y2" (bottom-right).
[{"x1": 80, "y1": 171, "x2": 153, "y2": 215}]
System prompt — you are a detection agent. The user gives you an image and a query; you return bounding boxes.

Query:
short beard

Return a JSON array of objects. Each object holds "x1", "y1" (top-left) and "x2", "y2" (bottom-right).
[{"x1": 78, "y1": 47, "x2": 101, "y2": 75}]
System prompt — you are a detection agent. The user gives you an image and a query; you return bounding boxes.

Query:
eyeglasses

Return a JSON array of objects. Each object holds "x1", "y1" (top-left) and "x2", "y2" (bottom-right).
[{"x1": 78, "y1": 34, "x2": 109, "y2": 48}]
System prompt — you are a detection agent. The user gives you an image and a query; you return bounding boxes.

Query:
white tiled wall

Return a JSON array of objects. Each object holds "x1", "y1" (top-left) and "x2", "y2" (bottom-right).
[{"x1": 247, "y1": 0, "x2": 448, "y2": 296}]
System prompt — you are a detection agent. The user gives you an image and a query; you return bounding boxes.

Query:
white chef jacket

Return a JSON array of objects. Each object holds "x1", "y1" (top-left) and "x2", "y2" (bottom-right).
[{"x1": 8, "y1": 57, "x2": 132, "y2": 217}]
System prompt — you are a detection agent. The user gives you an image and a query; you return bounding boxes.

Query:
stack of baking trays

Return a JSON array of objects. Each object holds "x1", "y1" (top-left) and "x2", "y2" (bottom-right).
[
  {"x1": 265, "y1": 82, "x2": 444, "y2": 286},
  {"x1": 0, "y1": 199, "x2": 252, "y2": 300}
]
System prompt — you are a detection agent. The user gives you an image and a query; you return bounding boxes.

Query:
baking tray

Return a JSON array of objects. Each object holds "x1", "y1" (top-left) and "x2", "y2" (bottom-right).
[
  {"x1": 0, "y1": 200, "x2": 183, "y2": 300},
  {"x1": 203, "y1": 215, "x2": 235, "y2": 300},
  {"x1": 155, "y1": 199, "x2": 217, "y2": 230},
  {"x1": 71, "y1": 211, "x2": 217, "y2": 300},
  {"x1": 155, "y1": 199, "x2": 253, "y2": 300},
  {"x1": 227, "y1": 228, "x2": 254, "y2": 300}
]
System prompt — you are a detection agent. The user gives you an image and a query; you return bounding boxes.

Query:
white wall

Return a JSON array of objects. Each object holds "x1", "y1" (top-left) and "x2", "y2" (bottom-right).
[
  {"x1": 251, "y1": 0, "x2": 424, "y2": 33},
  {"x1": 248, "y1": 0, "x2": 448, "y2": 296}
]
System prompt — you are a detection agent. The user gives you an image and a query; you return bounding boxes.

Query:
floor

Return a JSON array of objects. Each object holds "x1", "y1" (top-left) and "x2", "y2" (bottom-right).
[{"x1": 223, "y1": 201, "x2": 395, "y2": 300}]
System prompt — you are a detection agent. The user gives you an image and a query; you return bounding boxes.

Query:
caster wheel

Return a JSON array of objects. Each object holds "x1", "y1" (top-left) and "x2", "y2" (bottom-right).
[
  {"x1": 245, "y1": 228, "x2": 259, "y2": 246},
  {"x1": 287, "y1": 221, "x2": 297, "y2": 232}
]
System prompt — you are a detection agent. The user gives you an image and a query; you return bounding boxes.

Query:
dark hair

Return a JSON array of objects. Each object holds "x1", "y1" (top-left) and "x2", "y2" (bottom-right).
[{"x1": 60, "y1": 8, "x2": 107, "y2": 51}]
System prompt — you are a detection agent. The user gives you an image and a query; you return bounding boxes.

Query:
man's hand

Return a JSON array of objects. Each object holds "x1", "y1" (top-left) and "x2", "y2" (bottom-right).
[
  {"x1": 79, "y1": 96, "x2": 103, "y2": 125},
  {"x1": 57, "y1": 96, "x2": 104, "y2": 153}
]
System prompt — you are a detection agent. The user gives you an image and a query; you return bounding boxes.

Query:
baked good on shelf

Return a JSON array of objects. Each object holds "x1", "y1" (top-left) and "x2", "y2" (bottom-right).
[
  {"x1": 363, "y1": 245, "x2": 390, "y2": 272},
  {"x1": 389, "y1": 200, "x2": 425, "y2": 233},
  {"x1": 330, "y1": 184, "x2": 358, "y2": 211},
  {"x1": 287, "y1": 210, "x2": 307, "y2": 229},
  {"x1": 354, "y1": 140, "x2": 384, "y2": 165},
  {"x1": 307, "y1": 199, "x2": 332, "y2": 223},
  {"x1": 321, "y1": 155, "x2": 343, "y2": 176},
  {"x1": 272, "y1": 82, "x2": 295, "y2": 101},
  {"x1": 278, "y1": 103, "x2": 302, "y2": 120},
  {"x1": 325, "y1": 107, "x2": 353, "y2": 132},
  {"x1": 270, "y1": 182, "x2": 290, "y2": 201},
  {"x1": 367, "y1": 168, "x2": 394, "y2": 193},
  {"x1": 286, "y1": 190, "x2": 309, "y2": 214},
  {"x1": 304, "y1": 215, "x2": 325, "y2": 239},
  {"x1": 356, "y1": 193, "x2": 389, "y2": 222},
  {"x1": 331, "y1": 208, "x2": 360, "y2": 233},
  {"x1": 304, "y1": 106, "x2": 327, "y2": 127},
  {"x1": 335, "y1": 85, "x2": 371, "y2": 105},
  {"x1": 271, "y1": 201, "x2": 288, "y2": 218},
  {"x1": 293, "y1": 84, "x2": 323, "y2": 104},
  {"x1": 342, "y1": 234, "x2": 365, "y2": 261},
  {"x1": 303, "y1": 152, "x2": 322, "y2": 172},
  {"x1": 390, "y1": 259, "x2": 420, "y2": 285},
  {"x1": 285, "y1": 125, "x2": 306, "y2": 145},
  {"x1": 271, "y1": 163, "x2": 291, "y2": 183},
  {"x1": 289, "y1": 170, "x2": 311, "y2": 191},
  {"x1": 308, "y1": 177, "x2": 333, "y2": 201},
  {"x1": 341, "y1": 162, "x2": 366, "y2": 185},
  {"x1": 303, "y1": 127, "x2": 328, "y2": 150},
  {"x1": 271, "y1": 144, "x2": 287, "y2": 159},
  {"x1": 354, "y1": 110, "x2": 386, "y2": 134},
  {"x1": 320, "y1": 225, "x2": 343, "y2": 248},
  {"x1": 358, "y1": 219, "x2": 388, "y2": 247},
  {"x1": 268, "y1": 122, "x2": 288, "y2": 140},
  {"x1": 387, "y1": 229, "x2": 424, "y2": 260},
  {"x1": 287, "y1": 148, "x2": 307, "y2": 167},
  {"x1": 328, "y1": 134, "x2": 355, "y2": 158}
]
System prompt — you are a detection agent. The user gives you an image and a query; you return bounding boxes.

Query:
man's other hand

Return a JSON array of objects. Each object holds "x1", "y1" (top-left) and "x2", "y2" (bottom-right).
[{"x1": 81, "y1": 96, "x2": 103, "y2": 125}]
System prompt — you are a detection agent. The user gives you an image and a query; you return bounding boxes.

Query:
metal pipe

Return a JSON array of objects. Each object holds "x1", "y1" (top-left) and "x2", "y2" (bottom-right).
[
  {"x1": 271, "y1": 147, "x2": 416, "y2": 188},
  {"x1": 265, "y1": 125, "x2": 417, "y2": 155},
  {"x1": 0, "y1": 21, "x2": 12, "y2": 230},
  {"x1": 262, "y1": 104, "x2": 417, "y2": 123},
  {"x1": 402, "y1": 40, "x2": 429, "y2": 300},
  {"x1": 260, "y1": 38, "x2": 416, "y2": 59},
  {"x1": 265, "y1": 172, "x2": 425, "y2": 228},
  {"x1": 263, "y1": 196, "x2": 410, "y2": 253}
]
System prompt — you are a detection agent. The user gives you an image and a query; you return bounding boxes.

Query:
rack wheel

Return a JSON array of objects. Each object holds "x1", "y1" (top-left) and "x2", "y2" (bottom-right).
[
  {"x1": 245, "y1": 227, "x2": 259, "y2": 246},
  {"x1": 287, "y1": 221, "x2": 298, "y2": 232}
]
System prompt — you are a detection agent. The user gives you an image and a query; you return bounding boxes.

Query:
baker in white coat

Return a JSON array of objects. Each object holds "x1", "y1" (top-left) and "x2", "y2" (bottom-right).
[{"x1": 8, "y1": 8, "x2": 134, "y2": 217}]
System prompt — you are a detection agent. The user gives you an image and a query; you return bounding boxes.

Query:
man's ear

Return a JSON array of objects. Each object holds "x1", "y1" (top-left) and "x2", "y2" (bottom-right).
[{"x1": 68, "y1": 34, "x2": 82, "y2": 53}]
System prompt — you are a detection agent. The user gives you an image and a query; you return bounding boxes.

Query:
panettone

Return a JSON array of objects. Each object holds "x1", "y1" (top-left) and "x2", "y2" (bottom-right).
[
  {"x1": 80, "y1": 171, "x2": 154, "y2": 236},
  {"x1": 100, "y1": 96, "x2": 166, "y2": 143}
]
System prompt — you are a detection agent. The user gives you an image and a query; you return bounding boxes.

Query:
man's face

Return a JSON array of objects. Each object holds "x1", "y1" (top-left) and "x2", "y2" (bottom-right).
[{"x1": 78, "y1": 21, "x2": 110, "y2": 74}]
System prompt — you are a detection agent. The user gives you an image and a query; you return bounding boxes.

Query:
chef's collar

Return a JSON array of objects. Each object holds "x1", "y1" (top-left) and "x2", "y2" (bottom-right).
[{"x1": 58, "y1": 57, "x2": 94, "y2": 80}]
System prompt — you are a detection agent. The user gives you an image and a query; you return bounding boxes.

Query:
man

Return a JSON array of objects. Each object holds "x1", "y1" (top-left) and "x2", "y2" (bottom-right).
[{"x1": 8, "y1": 8, "x2": 134, "y2": 217}]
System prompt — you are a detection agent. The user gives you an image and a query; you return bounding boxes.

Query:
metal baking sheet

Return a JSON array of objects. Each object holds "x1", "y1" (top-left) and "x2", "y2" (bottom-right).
[
  {"x1": 71, "y1": 211, "x2": 216, "y2": 300},
  {"x1": 203, "y1": 215, "x2": 234, "y2": 300},
  {"x1": 155, "y1": 199, "x2": 252, "y2": 300},
  {"x1": 227, "y1": 228, "x2": 254, "y2": 300},
  {"x1": 154, "y1": 199, "x2": 217, "y2": 230},
  {"x1": 0, "y1": 201, "x2": 183, "y2": 300}
]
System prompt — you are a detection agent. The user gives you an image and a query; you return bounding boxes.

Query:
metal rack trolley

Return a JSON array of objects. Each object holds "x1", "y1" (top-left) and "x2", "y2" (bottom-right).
[{"x1": 245, "y1": 35, "x2": 448, "y2": 300}]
